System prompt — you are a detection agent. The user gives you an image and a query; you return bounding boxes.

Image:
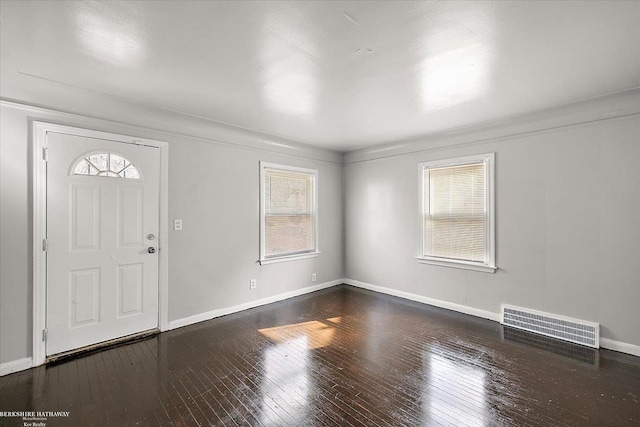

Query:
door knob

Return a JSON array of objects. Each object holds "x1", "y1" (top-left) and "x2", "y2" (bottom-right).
[{"x1": 148, "y1": 247, "x2": 156, "y2": 254}]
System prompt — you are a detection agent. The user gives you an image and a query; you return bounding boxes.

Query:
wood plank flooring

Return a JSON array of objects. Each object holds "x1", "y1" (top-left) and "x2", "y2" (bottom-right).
[{"x1": 1, "y1": 285, "x2": 639, "y2": 426}]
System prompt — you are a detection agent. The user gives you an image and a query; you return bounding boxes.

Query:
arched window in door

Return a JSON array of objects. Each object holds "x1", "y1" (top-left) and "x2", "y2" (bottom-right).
[{"x1": 71, "y1": 152, "x2": 141, "y2": 179}]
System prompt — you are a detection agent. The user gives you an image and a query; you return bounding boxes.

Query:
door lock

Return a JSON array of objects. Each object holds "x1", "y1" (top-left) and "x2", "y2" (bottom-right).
[
  {"x1": 147, "y1": 234, "x2": 156, "y2": 240},
  {"x1": 148, "y1": 247, "x2": 156, "y2": 254}
]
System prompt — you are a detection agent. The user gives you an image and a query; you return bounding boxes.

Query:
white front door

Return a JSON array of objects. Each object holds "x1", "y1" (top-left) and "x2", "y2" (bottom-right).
[{"x1": 46, "y1": 132, "x2": 160, "y2": 356}]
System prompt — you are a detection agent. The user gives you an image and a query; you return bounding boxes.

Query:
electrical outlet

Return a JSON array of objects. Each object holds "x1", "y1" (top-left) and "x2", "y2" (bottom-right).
[
  {"x1": 174, "y1": 219, "x2": 183, "y2": 231},
  {"x1": 250, "y1": 279, "x2": 256, "y2": 290},
  {"x1": 311, "y1": 273, "x2": 317, "y2": 282}
]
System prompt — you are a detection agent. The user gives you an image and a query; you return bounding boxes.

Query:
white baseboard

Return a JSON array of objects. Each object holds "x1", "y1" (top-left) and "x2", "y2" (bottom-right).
[
  {"x1": 0, "y1": 357, "x2": 33, "y2": 377},
  {"x1": 344, "y1": 278, "x2": 501, "y2": 322},
  {"x1": 600, "y1": 338, "x2": 640, "y2": 357},
  {"x1": 168, "y1": 279, "x2": 344, "y2": 330},
  {"x1": 344, "y1": 279, "x2": 640, "y2": 358},
  {"x1": 5, "y1": 278, "x2": 636, "y2": 372}
]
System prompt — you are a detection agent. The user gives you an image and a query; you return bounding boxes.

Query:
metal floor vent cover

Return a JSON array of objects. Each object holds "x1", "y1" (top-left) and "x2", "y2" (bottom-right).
[{"x1": 501, "y1": 304, "x2": 599, "y2": 348}]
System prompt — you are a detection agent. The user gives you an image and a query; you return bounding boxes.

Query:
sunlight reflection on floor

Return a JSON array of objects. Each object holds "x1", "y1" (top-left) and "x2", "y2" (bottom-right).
[{"x1": 258, "y1": 319, "x2": 336, "y2": 350}]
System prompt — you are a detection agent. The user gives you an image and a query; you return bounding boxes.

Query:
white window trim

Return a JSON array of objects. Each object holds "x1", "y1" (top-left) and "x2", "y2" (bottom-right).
[
  {"x1": 259, "y1": 162, "x2": 319, "y2": 265},
  {"x1": 417, "y1": 153, "x2": 496, "y2": 273},
  {"x1": 259, "y1": 252, "x2": 320, "y2": 265}
]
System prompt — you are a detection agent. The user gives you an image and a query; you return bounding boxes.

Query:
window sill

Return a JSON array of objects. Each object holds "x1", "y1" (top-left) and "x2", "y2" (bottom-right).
[
  {"x1": 259, "y1": 252, "x2": 320, "y2": 265},
  {"x1": 416, "y1": 257, "x2": 496, "y2": 273}
]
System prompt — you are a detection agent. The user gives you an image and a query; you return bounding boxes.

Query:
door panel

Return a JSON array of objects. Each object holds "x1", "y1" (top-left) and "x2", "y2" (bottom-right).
[
  {"x1": 69, "y1": 268, "x2": 100, "y2": 327},
  {"x1": 46, "y1": 132, "x2": 159, "y2": 356},
  {"x1": 117, "y1": 263, "x2": 143, "y2": 317},
  {"x1": 71, "y1": 184, "x2": 101, "y2": 251},
  {"x1": 118, "y1": 186, "x2": 143, "y2": 247}
]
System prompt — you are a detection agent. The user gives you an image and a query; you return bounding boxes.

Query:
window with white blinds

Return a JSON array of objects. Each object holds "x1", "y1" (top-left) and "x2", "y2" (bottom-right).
[
  {"x1": 260, "y1": 162, "x2": 319, "y2": 264},
  {"x1": 419, "y1": 153, "x2": 495, "y2": 272}
]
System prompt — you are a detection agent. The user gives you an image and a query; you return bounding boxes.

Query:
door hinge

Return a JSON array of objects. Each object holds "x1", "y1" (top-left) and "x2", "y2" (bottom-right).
[
  {"x1": 42, "y1": 147, "x2": 48, "y2": 161},
  {"x1": 42, "y1": 329, "x2": 48, "y2": 342},
  {"x1": 43, "y1": 238, "x2": 48, "y2": 252}
]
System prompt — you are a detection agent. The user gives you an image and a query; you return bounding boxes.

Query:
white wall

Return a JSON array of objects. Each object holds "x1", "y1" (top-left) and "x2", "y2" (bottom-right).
[
  {"x1": 0, "y1": 102, "x2": 344, "y2": 365},
  {"x1": 2, "y1": 69, "x2": 639, "y2": 368},
  {"x1": 167, "y1": 137, "x2": 343, "y2": 322},
  {"x1": 0, "y1": 106, "x2": 32, "y2": 364},
  {"x1": 344, "y1": 110, "x2": 640, "y2": 347}
]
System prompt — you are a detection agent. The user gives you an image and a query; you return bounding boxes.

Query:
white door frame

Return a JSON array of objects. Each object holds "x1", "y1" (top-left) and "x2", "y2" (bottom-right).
[{"x1": 32, "y1": 121, "x2": 169, "y2": 367}]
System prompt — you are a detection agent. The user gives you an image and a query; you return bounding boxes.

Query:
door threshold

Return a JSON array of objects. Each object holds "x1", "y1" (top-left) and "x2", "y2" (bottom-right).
[{"x1": 46, "y1": 329, "x2": 159, "y2": 365}]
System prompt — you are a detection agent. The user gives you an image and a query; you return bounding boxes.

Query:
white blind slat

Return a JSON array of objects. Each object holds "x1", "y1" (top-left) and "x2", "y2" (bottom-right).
[{"x1": 424, "y1": 162, "x2": 486, "y2": 262}]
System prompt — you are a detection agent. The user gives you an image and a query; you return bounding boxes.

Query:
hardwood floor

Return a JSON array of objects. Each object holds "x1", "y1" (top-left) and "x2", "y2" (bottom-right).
[{"x1": 1, "y1": 285, "x2": 639, "y2": 426}]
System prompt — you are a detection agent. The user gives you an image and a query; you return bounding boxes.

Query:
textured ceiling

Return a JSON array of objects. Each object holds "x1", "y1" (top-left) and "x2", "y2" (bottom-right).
[{"x1": 1, "y1": 1, "x2": 639, "y2": 151}]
